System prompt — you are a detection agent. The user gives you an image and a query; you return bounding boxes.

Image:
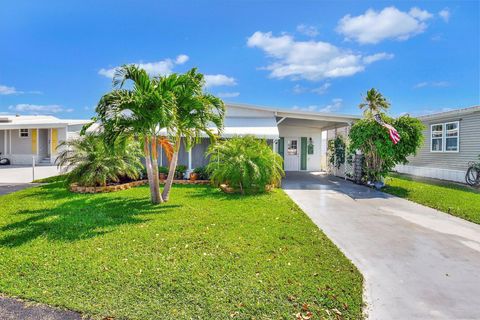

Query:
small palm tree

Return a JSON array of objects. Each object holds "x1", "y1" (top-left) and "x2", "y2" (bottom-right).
[
  {"x1": 56, "y1": 133, "x2": 143, "y2": 187},
  {"x1": 206, "y1": 136, "x2": 284, "y2": 194},
  {"x1": 359, "y1": 88, "x2": 390, "y2": 118},
  {"x1": 161, "y1": 68, "x2": 225, "y2": 201}
]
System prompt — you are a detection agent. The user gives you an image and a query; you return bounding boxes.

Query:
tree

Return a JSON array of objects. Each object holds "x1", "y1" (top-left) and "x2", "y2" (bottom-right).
[
  {"x1": 349, "y1": 89, "x2": 424, "y2": 182},
  {"x1": 90, "y1": 65, "x2": 175, "y2": 204},
  {"x1": 206, "y1": 136, "x2": 284, "y2": 194},
  {"x1": 161, "y1": 68, "x2": 225, "y2": 201},
  {"x1": 359, "y1": 88, "x2": 390, "y2": 118},
  {"x1": 56, "y1": 133, "x2": 143, "y2": 187}
]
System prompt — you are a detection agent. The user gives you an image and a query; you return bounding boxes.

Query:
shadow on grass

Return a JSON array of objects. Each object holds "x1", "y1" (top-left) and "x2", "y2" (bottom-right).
[
  {"x1": 382, "y1": 185, "x2": 411, "y2": 198},
  {"x1": 0, "y1": 184, "x2": 181, "y2": 247}
]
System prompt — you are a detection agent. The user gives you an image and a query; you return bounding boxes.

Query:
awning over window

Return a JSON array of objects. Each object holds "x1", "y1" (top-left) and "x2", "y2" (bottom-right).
[{"x1": 220, "y1": 117, "x2": 279, "y2": 139}]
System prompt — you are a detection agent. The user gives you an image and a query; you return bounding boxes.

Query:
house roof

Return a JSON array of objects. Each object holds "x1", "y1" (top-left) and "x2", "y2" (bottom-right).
[
  {"x1": 0, "y1": 115, "x2": 90, "y2": 129},
  {"x1": 417, "y1": 105, "x2": 480, "y2": 121},
  {"x1": 227, "y1": 102, "x2": 361, "y2": 123}
]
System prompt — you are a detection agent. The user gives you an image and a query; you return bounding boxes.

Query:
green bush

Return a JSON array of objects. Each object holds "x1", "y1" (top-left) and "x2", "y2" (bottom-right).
[
  {"x1": 193, "y1": 166, "x2": 209, "y2": 180},
  {"x1": 158, "y1": 166, "x2": 169, "y2": 174},
  {"x1": 206, "y1": 136, "x2": 284, "y2": 194},
  {"x1": 349, "y1": 115, "x2": 424, "y2": 181},
  {"x1": 56, "y1": 133, "x2": 144, "y2": 187}
]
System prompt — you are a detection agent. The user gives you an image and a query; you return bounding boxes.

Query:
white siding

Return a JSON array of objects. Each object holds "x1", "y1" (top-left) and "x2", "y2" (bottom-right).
[{"x1": 278, "y1": 124, "x2": 322, "y2": 171}]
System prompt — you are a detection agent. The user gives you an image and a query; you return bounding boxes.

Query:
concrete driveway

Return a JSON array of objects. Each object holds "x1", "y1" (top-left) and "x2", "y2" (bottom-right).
[
  {"x1": 283, "y1": 172, "x2": 480, "y2": 320},
  {"x1": 0, "y1": 165, "x2": 60, "y2": 183}
]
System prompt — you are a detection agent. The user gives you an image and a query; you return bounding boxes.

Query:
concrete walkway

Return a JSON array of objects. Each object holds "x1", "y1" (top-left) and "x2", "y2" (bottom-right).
[
  {"x1": 0, "y1": 165, "x2": 60, "y2": 183},
  {"x1": 0, "y1": 295, "x2": 83, "y2": 320},
  {"x1": 283, "y1": 172, "x2": 480, "y2": 320}
]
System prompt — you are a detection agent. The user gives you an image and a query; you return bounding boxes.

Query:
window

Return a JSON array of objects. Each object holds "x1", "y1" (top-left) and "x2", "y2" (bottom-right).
[
  {"x1": 430, "y1": 121, "x2": 459, "y2": 152},
  {"x1": 19, "y1": 129, "x2": 29, "y2": 138},
  {"x1": 445, "y1": 122, "x2": 459, "y2": 152},
  {"x1": 287, "y1": 140, "x2": 297, "y2": 155}
]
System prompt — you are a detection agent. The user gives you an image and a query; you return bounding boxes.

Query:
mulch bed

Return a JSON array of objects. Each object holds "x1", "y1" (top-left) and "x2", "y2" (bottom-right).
[{"x1": 70, "y1": 179, "x2": 210, "y2": 194}]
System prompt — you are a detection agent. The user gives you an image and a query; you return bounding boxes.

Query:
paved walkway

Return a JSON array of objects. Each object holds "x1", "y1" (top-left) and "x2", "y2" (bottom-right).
[
  {"x1": 283, "y1": 172, "x2": 480, "y2": 320},
  {"x1": 0, "y1": 165, "x2": 60, "y2": 183}
]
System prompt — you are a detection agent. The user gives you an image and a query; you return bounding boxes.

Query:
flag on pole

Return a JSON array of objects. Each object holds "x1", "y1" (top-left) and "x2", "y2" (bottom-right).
[{"x1": 374, "y1": 114, "x2": 401, "y2": 144}]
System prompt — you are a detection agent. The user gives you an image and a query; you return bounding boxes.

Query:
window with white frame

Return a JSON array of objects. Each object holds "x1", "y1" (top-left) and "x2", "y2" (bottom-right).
[
  {"x1": 19, "y1": 128, "x2": 29, "y2": 138},
  {"x1": 430, "y1": 121, "x2": 459, "y2": 152},
  {"x1": 445, "y1": 122, "x2": 459, "y2": 152}
]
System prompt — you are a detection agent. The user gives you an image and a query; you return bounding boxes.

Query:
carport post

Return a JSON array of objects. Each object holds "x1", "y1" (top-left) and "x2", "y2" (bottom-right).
[{"x1": 32, "y1": 156, "x2": 35, "y2": 181}]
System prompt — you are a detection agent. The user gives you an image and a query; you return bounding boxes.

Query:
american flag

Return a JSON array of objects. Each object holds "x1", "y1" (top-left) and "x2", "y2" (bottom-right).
[{"x1": 374, "y1": 114, "x2": 401, "y2": 144}]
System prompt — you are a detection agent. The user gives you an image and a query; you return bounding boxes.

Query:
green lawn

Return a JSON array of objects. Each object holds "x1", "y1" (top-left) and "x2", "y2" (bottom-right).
[
  {"x1": 0, "y1": 183, "x2": 362, "y2": 319},
  {"x1": 384, "y1": 173, "x2": 480, "y2": 224}
]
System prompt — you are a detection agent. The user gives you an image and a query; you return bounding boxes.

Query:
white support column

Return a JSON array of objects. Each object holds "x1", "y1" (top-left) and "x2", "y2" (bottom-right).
[
  {"x1": 187, "y1": 148, "x2": 192, "y2": 176},
  {"x1": 3, "y1": 130, "x2": 7, "y2": 155},
  {"x1": 9, "y1": 129, "x2": 11, "y2": 155}
]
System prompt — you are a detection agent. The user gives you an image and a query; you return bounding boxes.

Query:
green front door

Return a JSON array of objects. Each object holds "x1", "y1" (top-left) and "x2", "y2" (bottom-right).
[{"x1": 300, "y1": 137, "x2": 307, "y2": 170}]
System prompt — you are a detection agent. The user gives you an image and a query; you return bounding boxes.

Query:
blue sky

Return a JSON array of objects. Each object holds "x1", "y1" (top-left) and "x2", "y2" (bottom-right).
[{"x1": 0, "y1": 0, "x2": 478, "y2": 119}]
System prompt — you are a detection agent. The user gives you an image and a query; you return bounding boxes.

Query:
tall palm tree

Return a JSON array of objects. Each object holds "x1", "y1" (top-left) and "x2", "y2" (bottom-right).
[
  {"x1": 359, "y1": 88, "x2": 390, "y2": 118},
  {"x1": 161, "y1": 68, "x2": 225, "y2": 201},
  {"x1": 91, "y1": 65, "x2": 175, "y2": 204}
]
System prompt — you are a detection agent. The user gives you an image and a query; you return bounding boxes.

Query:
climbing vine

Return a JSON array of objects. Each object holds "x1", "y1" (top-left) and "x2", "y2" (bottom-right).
[{"x1": 328, "y1": 136, "x2": 346, "y2": 169}]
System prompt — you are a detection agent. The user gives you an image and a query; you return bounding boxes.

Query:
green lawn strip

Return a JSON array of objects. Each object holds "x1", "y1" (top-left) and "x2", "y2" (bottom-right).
[
  {"x1": 0, "y1": 183, "x2": 362, "y2": 319},
  {"x1": 32, "y1": 174, "x2": 68, "y2": 183},
  {"x1": 384, "y1": 173, "x2": 480, "y2": 224}
]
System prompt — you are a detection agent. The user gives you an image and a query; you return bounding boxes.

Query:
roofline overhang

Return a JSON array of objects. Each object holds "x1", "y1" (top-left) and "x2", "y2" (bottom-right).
[{"x1": 417, "y1": 105, "x2": 480, "y2": 121}]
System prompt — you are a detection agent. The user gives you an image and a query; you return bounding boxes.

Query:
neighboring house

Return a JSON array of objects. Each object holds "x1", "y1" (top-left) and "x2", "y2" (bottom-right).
[
  {"x1": 157, "y1": 103, "x2": 360, "y2": 173},
  {"x1": 395, "y1": 105, "x2": 480, "y2": 183},
  {"x1": 0, "y1": 115, "x2": 90, "y2": 165}
]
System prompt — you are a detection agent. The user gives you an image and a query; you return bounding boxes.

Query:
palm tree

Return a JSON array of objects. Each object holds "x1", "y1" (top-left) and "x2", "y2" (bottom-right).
[
  {"x1": 359, "y1": 88, "x2": 390, "y2": 118},
  {"x1": 91, "y1": 65, "x2": 175, "y2": 204},
  {"x1": 56, "y1": 133, "x2": 143, "y2": 187},
  {"x1": 161, "y1": 68, "x2": 225, "y2": 201}
]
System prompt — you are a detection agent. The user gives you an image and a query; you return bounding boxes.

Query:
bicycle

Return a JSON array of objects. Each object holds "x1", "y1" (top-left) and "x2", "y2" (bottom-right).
[
  {"x1": 0, "y1": 152, "x2": 10, "y2": 165},
  {"x1": 465, "y1": 157, "x2": 480, "y2": 187}
]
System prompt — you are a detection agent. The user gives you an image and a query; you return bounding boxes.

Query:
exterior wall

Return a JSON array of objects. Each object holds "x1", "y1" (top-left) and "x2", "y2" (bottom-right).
[
  {"x1": 0, "y1": 130, "x2": 4, "y2": 154},
  {"x1": 278, "y1": 124, "x2": 322, "y2": 171},
  {"x1": 395, "y1": 110, "x2": 480, "y2": 183},
  {"x1": 404, "y1": 111, "x2": 480, "y2": 171}
]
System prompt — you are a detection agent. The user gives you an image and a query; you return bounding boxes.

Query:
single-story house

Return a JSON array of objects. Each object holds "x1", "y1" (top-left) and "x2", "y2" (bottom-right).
[
  {"x1": 157, "y1": 103, "x2": 360, "y2": 174},
  {"x1": 0, "y1": 115, "x2": 90, "y2": 165},
  {"x1": 395, "y1": 105, "x2": 480, "y2": 183}
]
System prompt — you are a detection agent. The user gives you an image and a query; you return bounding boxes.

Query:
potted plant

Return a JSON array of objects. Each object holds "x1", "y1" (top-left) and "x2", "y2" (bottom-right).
[
  {"x1": 158, "y1": 166, "x2": 169, "y2": 180},
  {"x1": 175, "y1": 165, "x2": 187, "y2": 179},
  {"x1": 189, "y1": 171, "x2": 198, "y2": 181}
]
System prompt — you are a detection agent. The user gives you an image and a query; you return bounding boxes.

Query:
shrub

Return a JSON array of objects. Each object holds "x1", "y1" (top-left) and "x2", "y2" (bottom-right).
[
  {"x1": 56, "y1": 133, "x2": 144, "y2": 187},
  {"x1": 206, "y1": 136, "x2": 284, "y2": 194},
  {"x1": 193, "y1": 166, "x2": 209, "y2": 180},
  {"x1": 349, "y1": 114, "x2": 424, "y2": 181},
  {"x1": 158, "y1": 166, "x2": 169, "y2": 174}
]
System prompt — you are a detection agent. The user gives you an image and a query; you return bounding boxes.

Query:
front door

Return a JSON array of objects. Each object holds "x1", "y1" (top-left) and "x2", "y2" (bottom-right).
[{"x1": 284, "y1": 138, "x2": 300, "y2": 171}]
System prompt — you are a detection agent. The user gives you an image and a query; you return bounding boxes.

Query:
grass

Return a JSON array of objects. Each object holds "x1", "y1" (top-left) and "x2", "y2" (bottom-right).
[
  {"x1": 384, "y1": 173, "x2": 480, "y2": 224},
  {"x1": 32, "y1": 174, "x2": 67, "y2": 183},
  {"x1": 0, "y1": 183, "x2": 363, "y2": 319}
]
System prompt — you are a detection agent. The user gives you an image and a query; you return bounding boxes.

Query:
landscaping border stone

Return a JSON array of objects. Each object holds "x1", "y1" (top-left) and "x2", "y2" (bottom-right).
[{"x1": 70, "y1": 179, "x2": 210, "y2": 193}]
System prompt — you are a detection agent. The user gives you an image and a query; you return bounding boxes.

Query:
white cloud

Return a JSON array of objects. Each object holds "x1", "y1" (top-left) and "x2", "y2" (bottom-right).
[
  {"x1": 216, "y1": 92, "x2": 240, "y2": 98},
  {"x1": 292, "y1": 98, "x2": 343, "y2": 113},
  {"x1": 439, "y1": 8, "x2": 450, "y2": 22},
  {"x1": 247, "y1": 31, "x2": 392, "y2": 81},
  {"x1": 312, "y1": 82, "x2": 331, "y2": 95},
  {"x1": 8, "y1": 104, "x2": 73, "y2": 114},
  {"x1": 204, "y1": 74, "x2": 237, "y2": 88},
  {"x1": 414, "y1": 81, "x2": 450, "y2": 88},
  {"x1": 337, "y1": 6, "x2": 433, "y2": 44},
  {"x1": 363, "y1": 52, "x2": 394, "y2": 64},
  {"x1": 175, "y1": 54, "x2": 189, "y2": 64},
  {"x1": 296, "y1": 24, "x2": 319, "y2": 37},
  {"x1": 0, "y1": 85, "x2": 18, "y2": 95},
  {"x1": 98, "y1": 54, "x2": 189, "y2": 78}
]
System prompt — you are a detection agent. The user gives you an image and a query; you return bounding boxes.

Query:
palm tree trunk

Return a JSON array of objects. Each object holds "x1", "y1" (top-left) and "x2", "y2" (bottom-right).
[
  {"x1": 151, "y1": 134, "x2": 164, "y2": 204},
  {"x1": 161, "y1": 136, "x2": 181, "y2": 202},
  {"x1": 144, "y1": 136, "x2": 161, "y2": 204}
]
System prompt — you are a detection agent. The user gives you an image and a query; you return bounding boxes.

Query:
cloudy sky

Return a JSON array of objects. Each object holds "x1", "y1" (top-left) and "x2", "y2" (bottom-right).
[{"x1": 0, "y1": 0, "x2": 478, "y2": 118}]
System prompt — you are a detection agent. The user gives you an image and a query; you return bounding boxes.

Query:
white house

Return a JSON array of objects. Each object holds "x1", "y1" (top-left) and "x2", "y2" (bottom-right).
[
  {"x1": 157, "y1": 103, "x2": 360, "y2": 173},
  {"x1": 0, "y1": 115, "x2": 90, "y2": 165}
]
